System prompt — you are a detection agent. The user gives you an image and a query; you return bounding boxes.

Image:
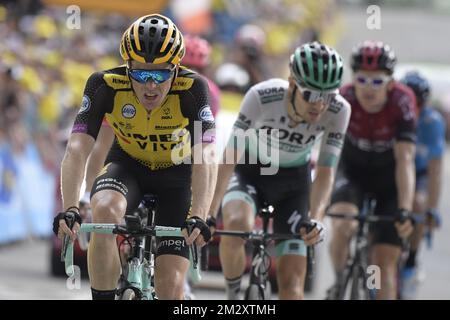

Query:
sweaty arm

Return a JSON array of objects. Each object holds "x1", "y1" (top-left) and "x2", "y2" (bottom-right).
[
  {"x1": 208, "y1": 87, "x2": 260, "y2": 218},
  {"x1": 425, "y1": 116, "x2": 446, "y2": 210},
  {"x1": 186, "y1": 76, "x2": 218, "y2": 221},
  {"x1": 62, "y1": 71, "x2": 113, "y2": 211},
  {"x1": 84, "y1": 124, "x2": 115, "y2": 194},
  {"x1": 310, "y1": 97, "x2": 351, "y2": 221},
  {"x1": 191, "y1": 143, "x2": 217, "y2": 220},
  {"x1": 427, "y1": 158, "x2": 442, "y2": 210},
  {"x1": 309, "y1": 166, "x2": 335, "y2": 221},
  {"x1": 62, "y1": 134, "x2": 95, "y2": 211},
  {"x1": 394, "y1": 141, "x2": 416, "y2": 210},
  {"x1": 394, "y1": 91, "x2": 418, "y2": 211}
]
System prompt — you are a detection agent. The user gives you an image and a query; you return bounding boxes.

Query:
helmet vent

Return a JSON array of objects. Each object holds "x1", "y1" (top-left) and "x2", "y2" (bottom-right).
[
  {"x1": 313, "y1": 65, "x2": 319, "y2": 80},
  {"x1": 302, "y1": 62, "x2": 309, "y2": 76},
  {"x1": 330, "y1": 67, "x2": 336, "y2": 82}
]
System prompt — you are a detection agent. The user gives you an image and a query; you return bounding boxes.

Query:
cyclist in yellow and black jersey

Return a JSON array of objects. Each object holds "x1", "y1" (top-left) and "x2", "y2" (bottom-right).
[
  {"x1": 53, "y1": 14, "x2": 217, "y2": 300},
  {"x1": 72, "y1": 64, "x2": 215, "y2": 170}
]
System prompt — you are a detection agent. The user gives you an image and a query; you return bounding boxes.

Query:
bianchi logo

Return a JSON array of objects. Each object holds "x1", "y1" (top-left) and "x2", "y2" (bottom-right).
[
  {"x1": 122, "y1": 104, "x2": 136, "y2": 119},
  {"x1": 79, "y1": 95, "x2": 91, "y2": 113},
  {"x1": 198, "y1": 105, "x2": 214, "y2": 122}
]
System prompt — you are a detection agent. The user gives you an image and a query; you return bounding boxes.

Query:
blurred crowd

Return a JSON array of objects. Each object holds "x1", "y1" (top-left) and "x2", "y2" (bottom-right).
[
  {"x1": 1, "y1": 0, "x2": 449, "y2": 243},
  {"x1": 0, "y1": 0, "x2": 339, "y2": 243}
]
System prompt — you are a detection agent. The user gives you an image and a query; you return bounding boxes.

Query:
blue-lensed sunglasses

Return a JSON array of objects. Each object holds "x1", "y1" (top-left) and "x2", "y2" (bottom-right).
[{"x1": 128, "y1": 67, "x2": 175, "y2": 84}]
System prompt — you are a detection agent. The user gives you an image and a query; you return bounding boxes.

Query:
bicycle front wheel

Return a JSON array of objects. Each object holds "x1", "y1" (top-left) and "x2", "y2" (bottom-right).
[
  {"x1": 264, "y1": 280, "x2": 272, "y2": 300},
  {"x1": 119, "y1": 288, "x2": 136, "y2": 300},
  {"x1": 245, "y1": 284, "x2": 266, "y2": 300},
  {"x1": 350, "y1": 266, "x2": 369, "y2": 300}
]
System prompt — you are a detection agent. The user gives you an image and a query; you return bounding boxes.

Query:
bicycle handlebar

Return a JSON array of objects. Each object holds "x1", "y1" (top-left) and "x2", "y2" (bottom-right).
[
  {"x1": 213, "y1": 220, "x2": 317, "y2": 279},
  {"x1": 62, "y1": 223, "x2": 201, "y2": 282},
  {"x1": 213, "y1": 229, "x2": 304, "y2": 240},
  {"x1": 326, "y1": 212, "x2": 400, "y2": 223}
]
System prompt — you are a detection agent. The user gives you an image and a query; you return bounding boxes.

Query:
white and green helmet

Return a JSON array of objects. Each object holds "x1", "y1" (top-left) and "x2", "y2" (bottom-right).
[{"x1": 290, "y1": 42, "x2": 344, "y2": 91}]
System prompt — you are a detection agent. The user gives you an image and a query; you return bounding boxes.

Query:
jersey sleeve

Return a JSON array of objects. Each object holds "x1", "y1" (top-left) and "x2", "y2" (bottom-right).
[
  {"x1": 232, "y1": 87, "x2": 261, "y2": 131},
  {"x1": 185, "y1": 74, "x2": 216, "y2": 146},
  {"x1": 71, "y1": 72, "x2": 114, "y2": 140},
  {"x1": 318, "y1": 96, "x2": 351, "y2": 167},
  {"x1": 425, "y1": 111, "x2": 446, "y2": 158},
  {"x1": 395, "y1": 90, "x2": 417, "y2": 143}
]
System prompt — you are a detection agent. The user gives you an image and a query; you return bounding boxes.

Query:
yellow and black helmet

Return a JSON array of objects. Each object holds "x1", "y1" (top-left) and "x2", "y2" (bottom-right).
[{"x1": 120, "y1": 14, "x2": 185, "y2": 65}]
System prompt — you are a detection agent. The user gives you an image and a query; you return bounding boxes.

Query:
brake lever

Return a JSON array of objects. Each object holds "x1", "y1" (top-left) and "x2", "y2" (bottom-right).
[
  {"x1": 301, "y1": 220, "x2": 316, "y2": 279},
  {"x1": 186, "y1": 219, "x2": 202, "y2": 283},
  {"x1": 60, "y1": 212, "x2": 75, "y2": 262},
  {"x1": 186, "y1": 220, "x2": 199, "y2": 267}
]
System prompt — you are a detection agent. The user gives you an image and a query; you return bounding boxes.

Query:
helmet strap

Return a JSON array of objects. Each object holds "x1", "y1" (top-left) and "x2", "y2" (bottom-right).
[
  {"x1": 125, "y1": 62, "x2": 138, "y2": 100},
  {"x1": 287, "y1": 85, "x2": 304, "y2": 126},
  {"x1": 170, "y1": 64, "x2": 179, "y2": 88}
]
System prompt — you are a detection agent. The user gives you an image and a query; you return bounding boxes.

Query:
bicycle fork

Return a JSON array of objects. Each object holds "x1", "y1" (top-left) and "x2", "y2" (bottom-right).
[{"x1": 119, "y1": 236, "x2": 155, "y2": 300}]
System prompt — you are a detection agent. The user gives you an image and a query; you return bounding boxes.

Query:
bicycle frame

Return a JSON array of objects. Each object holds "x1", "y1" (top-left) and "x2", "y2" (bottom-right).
[
  {"x1": 341, "y1": 198, "x2": 374, "y2": 300},
  {"x1": 326, "y1": 196, "x2": 404, "y2": 300},
  {"x1": 63, "y1": 223, "x2": 201, "y2": 300},
  {"x1": 249, "y1": 236, "x2": 271, "y2": 286},
  {"x1": 213, "y1": 209, "x2": 315, "y2": 300}
]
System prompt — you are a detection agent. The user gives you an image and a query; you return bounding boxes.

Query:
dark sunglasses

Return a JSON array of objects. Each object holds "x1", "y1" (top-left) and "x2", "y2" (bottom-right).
[{"x1": 128, "y1": 67, "x2": 175, "y2": 84}]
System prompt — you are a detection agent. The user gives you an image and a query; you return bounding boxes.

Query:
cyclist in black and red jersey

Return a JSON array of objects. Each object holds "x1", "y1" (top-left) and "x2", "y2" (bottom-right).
[{"x1": 327, "y1": 41, "x2": 417, "y2": 300}]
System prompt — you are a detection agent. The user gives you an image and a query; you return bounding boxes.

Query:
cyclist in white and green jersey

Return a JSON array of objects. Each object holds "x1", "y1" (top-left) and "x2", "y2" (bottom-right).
[{"x1": 208, "y1": 42, "x2": 351, "y2": 299}]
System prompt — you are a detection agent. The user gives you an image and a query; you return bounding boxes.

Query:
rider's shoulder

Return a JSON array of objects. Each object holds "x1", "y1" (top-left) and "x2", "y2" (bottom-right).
[
  {"x1": 172, "y1": 66, "x2": 207, "y2": 92},
  {"x1": 86, "y1": 65, "x2": 129, "y2": 91},
  {"x1": 327, "y1": 94, "x2": 351, "y2": 117},
  {"x1": 251, "y1": 78, "x2": 288, "y2": 91},
  {"x1": 338, "y1": 83, "x2": 357, "y2": 105},
  {"x1": 248, "y1": 78, "x2": 288, "y2": 101},
  {"x1": 390, "y1": 81, "x2": 416, "y2": 105},
  {"x1": 422, "y1": 106, "x2": 445, "y2": 126}
]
